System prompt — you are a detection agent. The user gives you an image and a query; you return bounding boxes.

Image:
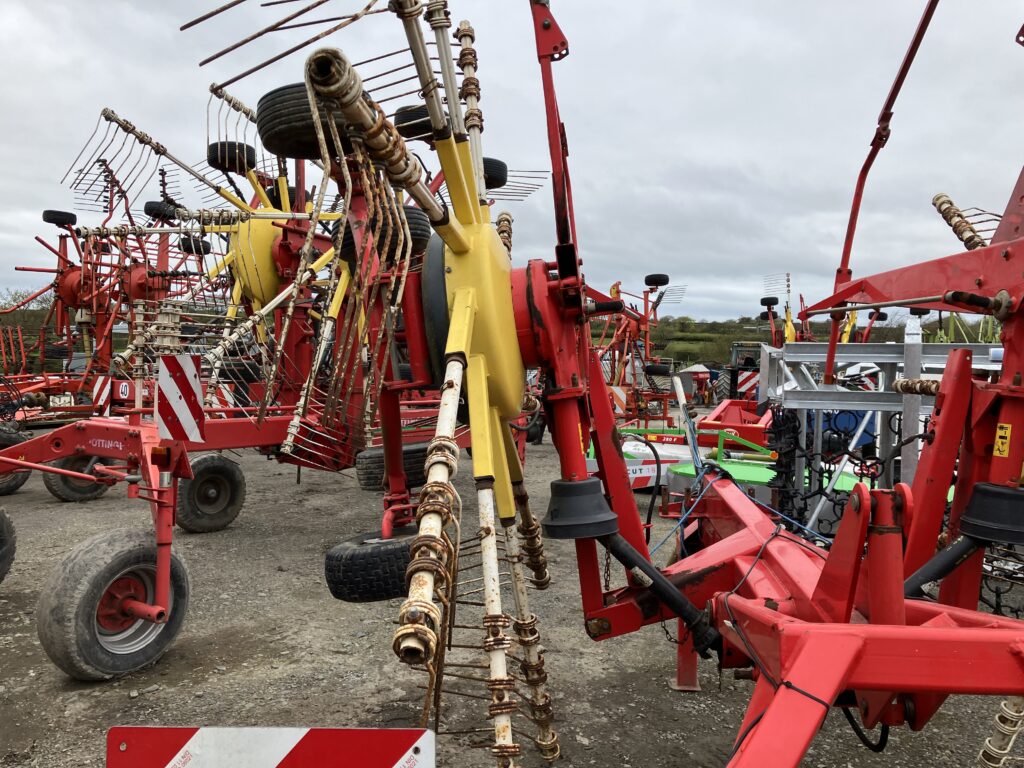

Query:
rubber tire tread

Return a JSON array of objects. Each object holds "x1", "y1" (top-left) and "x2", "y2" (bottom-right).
[
  {"x1": 43, "y1": 456, "x2": 111, "y2": 503},
  {"x1": 257, "y1": 83, "x2": 350, "y2": 160},
  {"x1": 144, "y1": 201, "x2": 178, "y2": 220},
  {"x1": 324, "y1": 529, "x2": 414, "y2": 602},
  {"x1": 206, "y1": 142, "x2": 257, "y2": 175},
  {"x1": 265, "y1": 186, "x2": 298, "y2": 211},
  {"x1": 394, "y1": 105, "x2": 432, "y2": 142},
  {"x1": 35, "y1": 527, "x2": 190, "y2": 680},
  {"x1": 0, "y1": 509, "x2": 15, "y2": 584},
  {"x1": 645, "y1": 273, "x2": 670, "y2": 288},
  {"x1": 760, "y1": 296, "x2": 779, "y2": 307},
  {"x1": 175, "y1": 454, "x2": 246, "y2": 533},
  {"x1": 179, "y1": 235, "x2": 212, "y2": 255},
  {"x1": 0, "y1": 430, "x2": 30, "y2": 496},
  {"x1": 405, "y1": 206, "x2": 433, "y2": 253},
  {"x1": 336, "y1": 206, "x2": 433, "y2": 266},
  {"x1": 355, "y1": 443, "x2": 429, "y2": 491},
  {"x1": 482, "y1": 157, "x2": 508, "y2": 190},
  {"x1": 42, "y1": 210, "x2": 77, "y2": 227}
]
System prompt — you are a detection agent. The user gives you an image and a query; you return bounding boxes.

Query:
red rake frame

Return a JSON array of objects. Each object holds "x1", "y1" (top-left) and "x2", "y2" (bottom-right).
[{"x1": 521, "y1": 1, "x2": 1024, "y2": 765}]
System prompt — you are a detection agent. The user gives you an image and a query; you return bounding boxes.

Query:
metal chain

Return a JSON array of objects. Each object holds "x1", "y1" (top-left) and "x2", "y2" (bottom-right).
[
  {"x1": 602, "y1": 546, "x2": 612, "y2": 593},
  {"x1": 660, "y1": 620, "x2": 686, "y2": 646}
]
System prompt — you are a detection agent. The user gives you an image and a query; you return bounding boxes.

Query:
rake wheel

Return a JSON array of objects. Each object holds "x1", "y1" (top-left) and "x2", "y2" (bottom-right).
[
  {"x1": 206, "y1": 141, "x2": 257, "y2": 175},
  {"x1": 256, "y1": 83, "x2": 352, "y2": 161}
]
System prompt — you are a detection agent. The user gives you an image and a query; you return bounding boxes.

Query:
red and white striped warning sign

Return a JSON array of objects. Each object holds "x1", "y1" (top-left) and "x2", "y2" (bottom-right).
[
  {"x1": 106, "y1": 727, "x2": 434, "y2": 767},
  {"x1": 90, "y1": 375, "x2": 112, "y2": 416},
  {"x1": 736, "y1": 370, "x2": 758, "y2": 400},
  {"x1": 156, "y1": 355, "x2": 205, "y2": 442}
]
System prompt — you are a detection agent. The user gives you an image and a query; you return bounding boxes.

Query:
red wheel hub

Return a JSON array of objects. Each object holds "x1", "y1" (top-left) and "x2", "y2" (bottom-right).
[{"x1": 95, "y1": 575, "x2": 146, "y2": 632}]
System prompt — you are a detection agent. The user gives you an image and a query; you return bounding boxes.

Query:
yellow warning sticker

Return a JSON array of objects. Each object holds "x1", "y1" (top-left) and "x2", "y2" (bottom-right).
[{"x1": 995, "y1": 423, "x2": 1012, "y2": 458}]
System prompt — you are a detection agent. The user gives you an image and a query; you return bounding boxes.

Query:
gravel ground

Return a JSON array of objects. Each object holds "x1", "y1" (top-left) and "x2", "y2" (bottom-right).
[{"x1": 0, "y1": 442, "x2": 1009, "y2": 767}]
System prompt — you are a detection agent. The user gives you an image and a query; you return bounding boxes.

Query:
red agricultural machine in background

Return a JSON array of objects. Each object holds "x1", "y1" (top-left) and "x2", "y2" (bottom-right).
[{"x1": 592, "y1": 275, "x2": 686, "y2": 427}]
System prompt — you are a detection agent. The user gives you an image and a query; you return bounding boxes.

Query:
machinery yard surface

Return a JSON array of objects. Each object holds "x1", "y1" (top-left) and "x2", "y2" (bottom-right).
[{"x1": 0, "y1": 445, "x2": 995, "y2": 767}]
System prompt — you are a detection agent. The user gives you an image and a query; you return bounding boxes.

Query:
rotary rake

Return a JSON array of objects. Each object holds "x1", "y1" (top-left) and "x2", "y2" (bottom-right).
[
  {"x1": 6, "y1": 0, "x2": 1021, "y2": 766},
  {"x1": 593, "y1": 275, "x2": 687, "y2": 426},
  {"x1": 0, "y1": 72, "x2": 496, "y2": 663},
  {"x1": 175, "y1": 0, "x2": 1024, "y2": 765}
]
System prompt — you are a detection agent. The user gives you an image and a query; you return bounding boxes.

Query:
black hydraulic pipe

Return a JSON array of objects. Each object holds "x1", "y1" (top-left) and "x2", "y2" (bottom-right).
[
  {"x1": 601, "y1": 533, "x2": 720, "y2": 656},
  {"x1": 903, "y1": 534, "x2": 981, "y2": 598},
  {"x1": 632, "y1": 434, "x2": 662, "y2": 545}
]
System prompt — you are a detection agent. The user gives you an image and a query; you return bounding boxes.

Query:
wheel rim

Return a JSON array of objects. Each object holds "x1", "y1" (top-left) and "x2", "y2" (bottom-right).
[
  {"x1": 193, "y1": 472, "x2": 231, "y2": 516},
  {"x1": 94, "y1": 565, "x2": 168, "y2": 654},
  {"x1": 62, "y1": 456, "x2": 98, "y2": 490}
]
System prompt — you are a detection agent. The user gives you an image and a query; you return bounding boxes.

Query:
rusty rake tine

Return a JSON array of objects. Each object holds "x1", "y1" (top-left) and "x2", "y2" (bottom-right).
[
  {"x1": 62, "y1": 114, "x2": 105, "y2": 184},
  {"x1": 272, "y1": 10, "x2": 387, "y2": 31},
  {"x1": 81, "y1": 157, "x2": 119, "y2": 201},
  {"x1": 367, "y1": 73, "x2": 424, "y2": 93},
  {"x1": 128, "y1": 155, "x2": 162, "y2": 205},
  {"x1": 198, "y1": 0, "x2": 333, "y2": 67},
  {"x1": 118, "y1": 145, "x2": 151, "y2": 199},
  {"x1": 213, "y1": 2, "x2": 379, "y2": 90},
  {"x1": 376, "y1": 88, "x2": 432, "y2": 105},
  {"x1": 180, "y1": 0, "x2": 247, "y2": 31},
  {"x1": 354, "y1": 46, "x2": 413, "y2": 67},
  {"x1": 105, "y1": 146, "x2": 141, "y2": 200},
  {"x1": 73, "y1": 131, "x2": 121, "y2": 192},
  {"x1": 362, "y1": 61, "x2": 417, "y2": 84}
]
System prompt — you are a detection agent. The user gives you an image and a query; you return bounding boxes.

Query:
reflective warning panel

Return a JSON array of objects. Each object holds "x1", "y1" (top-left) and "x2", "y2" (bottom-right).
[{"x1": 106, "y1": 727, "x2": 434, "y2": 768}]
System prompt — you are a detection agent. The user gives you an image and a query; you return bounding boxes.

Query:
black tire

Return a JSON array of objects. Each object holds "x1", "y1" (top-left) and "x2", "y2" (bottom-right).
[
  {"x1": 420, "y1": 235, "x2": 449, "y2": 385},
  {"x1": 482, "y1": 157, "x2": 508, "y2": 190},
  {"x1": 394, "y1": 105, "x2": 433, "y2": 142},
  {"x1": 355, "y1": 443, "x2": 429, "y2": 491},
  {"x1": 645, "y1": 363, "x2": 672, "y2": 377},
  {"x1": 0, "y1": 430, "x2": 31, "y2": 496},
  {"x1": 0, "y1": 509, "x2": 15, "y2": 584},
  {"x1": 872, "y1": 311, "x2": 889, "y2": 322},
  {"x1": 36, "y1": 528, "x2": 190, "y2": 681},
  {"x1": 179, "y1": 235, "x2": 212, "y2": 255},
  {"x1": 256, "y1": 83, "x2": 351, "y2": 161},
  {"x1": 405, "y1": 206, "x2": 433, "y2": 253},
  {"x1": 759, "y1": 310, "x2": 779, "y2": 321},
  {"x1": 713, "y1": 376, "x2": 730, "y2": 404},
  {"x1": 43, "y1": 456, "x2": 111, "y2": 503},
  {"x1": 42, "y1": 210, "x2": 77, "y2": 227},
  {"x1": 526, "y1": 417, "x2": 545, "y2": 445},
  {"x1": 760, "y1": 296, "x2": 779, "y2": 307},
  {"x1": 336, "y1": 205, "x2": 431, "y2": 266},
  {"x1": 325, "y1": 529, "x2": 414, "y2": 602},
  {"x1": 645, "y1": 273, "x2": 670, "y2": 288},
  {"x1": 909, "y1": 308, "x2": 930, "y2": 317},
  {"x1": 264, "y1": 185, "x2": 299, "y2": 211},
  {"x1": 176, "y1": 454, "x2": 246, "y2": 533},
  {"x1": 206, "y1": 141, "x2": 257, "y2": 175},
  {"x1": 144, "y1": 201, "x2": 178, "y2": 220}
]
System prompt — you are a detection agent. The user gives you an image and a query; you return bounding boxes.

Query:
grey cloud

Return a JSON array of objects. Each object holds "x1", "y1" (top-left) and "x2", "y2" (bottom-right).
[{"x1": 2, "y1": 1, "x2": 1022, "y2": 319}]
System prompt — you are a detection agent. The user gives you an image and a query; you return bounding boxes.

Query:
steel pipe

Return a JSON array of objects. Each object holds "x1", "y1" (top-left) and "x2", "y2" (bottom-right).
[{"x1": 394, "y1": 359, "x2": 465, "y2": 665}]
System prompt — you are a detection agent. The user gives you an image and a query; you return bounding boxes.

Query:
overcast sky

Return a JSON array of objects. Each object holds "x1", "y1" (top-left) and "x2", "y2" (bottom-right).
[{"x1": 2, "y1": 1, "x2": 1022, "y2": 319}]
